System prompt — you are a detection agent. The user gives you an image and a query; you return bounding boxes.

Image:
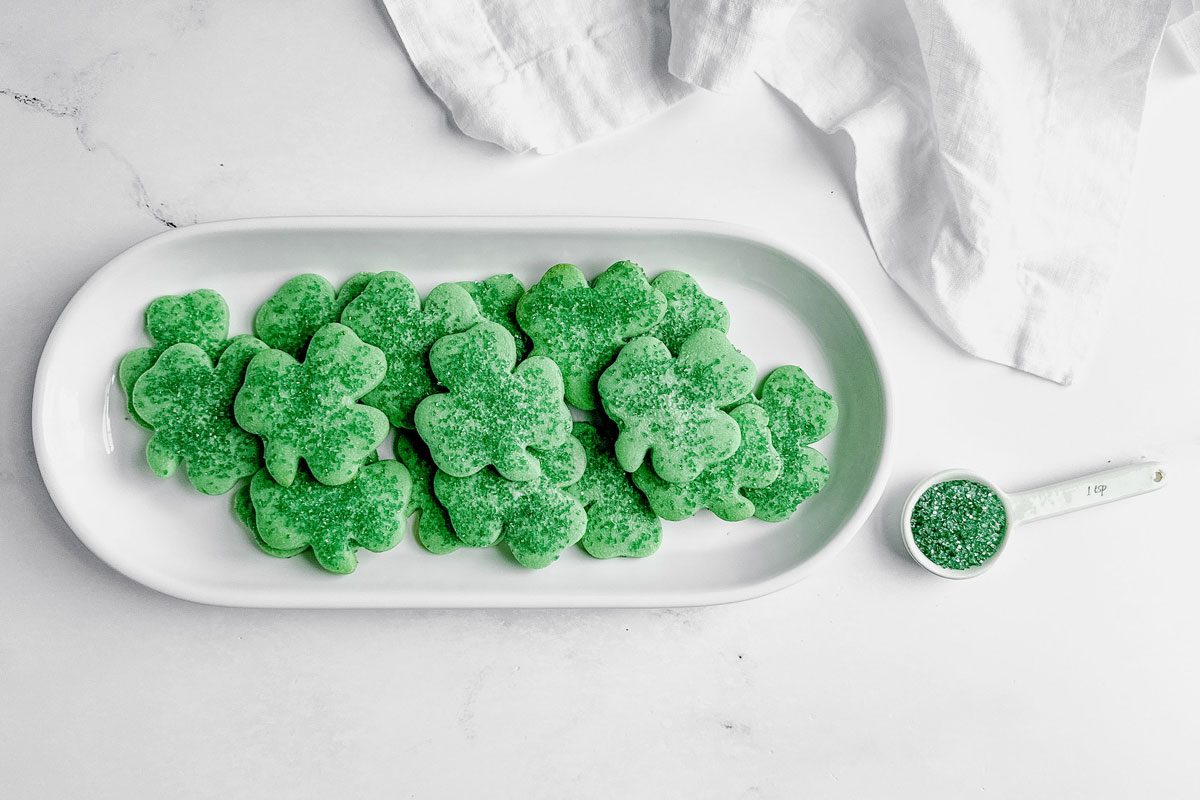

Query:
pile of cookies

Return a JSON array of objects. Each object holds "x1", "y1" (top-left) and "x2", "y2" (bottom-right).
[{"x1": 119, "y1": 261, "x2": 837, "y2": 573}]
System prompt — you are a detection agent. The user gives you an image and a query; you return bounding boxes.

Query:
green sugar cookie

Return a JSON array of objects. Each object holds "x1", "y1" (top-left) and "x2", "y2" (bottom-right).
[
  {"x1": 751, "y1": 366, "x2": 838, "y2": 444},
  {"x1": 570, "y1": 422, "x2": 661, "y2": 559},
  {"x1": 598, "y1": 328, "x2": 756, "y2": 483},
  {"x1": 414, "y1": 321, "x2": 572, "y2": 482},
  {"x1": 336, "y1": 272, "x2": 374, "y2": 315},
  {"x1": 118, "y1": 289, "x2": 230, "y2": 427},
  {"x1": 457, "y1": 274, "x2": 531, "y2": 360},
  {"x1": 252, "y1": 272, "x2": 375, "y2": 360},
  {"x1": 434, "y1": 436, "x2": 586, "y2": 569},
  {"x1": 648, "y1": 271, "x2": 730, "y2": 355},
  {"x1": 516, "y1": 261, "x2": 667, "y2": 410},
  {"x1": 633, "y1": 403, "x2": 782, "y2": 522},
  {"x1": 743, "y1": 366, "x2": 837, "y2": 522},
  {"x1": 746, "y1": 447, "x2": 829, "y2": 522},
  {"x1": 249, "y1": 460, "x2": 411, "y2": 574},
  {"x1": 253, "y1": 274, "x2": 339, "y2": 358},
  {"x1": 232, "y1": 480, "x2": 307, "y2": 558},
  {"x1": 131, "y1": 335, "x2": 267, "y2": 495},
  {"x1": 341, "y1": 271, "x2": 483, "y2": 427},
  {"x1": 393, "y1": 430, "x2": 461, "y2": 555},
  {"x1": 234, "y1": 322, "x2": 390, "y2": 487},
  {"x1": 234, "y1": 452, "x2": 382, "y2": 558}
]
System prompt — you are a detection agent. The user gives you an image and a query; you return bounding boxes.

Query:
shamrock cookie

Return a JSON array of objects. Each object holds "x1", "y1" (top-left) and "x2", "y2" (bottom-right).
[
  {"x1": 234, "y1": 322, "x2": 390, "y2": 487},
  {"x1": 393, "y1": 430, "x2": 461, "y2": 555},
  {"x1": 516, "y1": 261, "x2": 667, "y2": 410},
  {"x1": 118, "y1": 289, "x2": 229, "y2": 427},
  {"x1": 457, "y1": 274, "x2": 530, "y2": 360},
  {"x1": 744, "y1": 366, "x2": 837, "y2": 522},
  {"x1": 252, "y1": 273, "x2": 376, "y2": 359},
  {"x1": 232, "y1": 480, "x2": 307, "y2": 558},
  {"x1": 598, "y1": 328, "x2": 756, "y2": 483},
  {"x1": 336, "y1": 272, "x2": 374, "y2": 315},
  {"x1": 131, "y1": 335, "x2": 267, "y2": 495},
  {"x1": 248, "y1": 460, "x2": 411, "y2": 574},
  {"x1": 434, "y1": 437, "x2": 586, "y2": 569},
  {"x1": 649, "y1": 271, "x2": 730, "y2": 355},
  {"x1": 633, "y1": 403, "x2": 781, "y2": 522},
  {"x1": 341, "y1": 271, "x2": 483, "y2": 427},
  {"x1": 253, "y1": 274, "x2": 339, "y2": 358},
  {"x1": 234, "y1": 452, "x2": 382, "y2": 558},
  {"x1": 414, "y1": 321, "x2": 572, "y2": 482},
  {"x1": 570, "y1": 422, "x2": 661, "y2": 559}
]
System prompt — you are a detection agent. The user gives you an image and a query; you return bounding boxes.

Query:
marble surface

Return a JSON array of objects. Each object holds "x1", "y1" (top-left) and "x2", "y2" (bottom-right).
[{"x1": 2, "y1": 2, "x2": 1198, "y2": 797}]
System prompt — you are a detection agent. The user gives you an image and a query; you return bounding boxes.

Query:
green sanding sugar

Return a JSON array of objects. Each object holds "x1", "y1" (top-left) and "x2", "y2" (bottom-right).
[{"x1": 911, "y1": 479, "x2": 1007, "y2": 570}]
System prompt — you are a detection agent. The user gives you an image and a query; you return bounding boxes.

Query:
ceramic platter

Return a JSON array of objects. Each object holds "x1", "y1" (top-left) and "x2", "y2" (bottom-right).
[{"x1": 33, "y1": 217, "x2": 892, "y2": 607}]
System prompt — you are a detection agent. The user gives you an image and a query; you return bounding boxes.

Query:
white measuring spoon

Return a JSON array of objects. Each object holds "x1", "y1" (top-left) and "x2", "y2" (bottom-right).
[{"x1": 901, "y1": 461, "x2": 1168, "y2": 579}]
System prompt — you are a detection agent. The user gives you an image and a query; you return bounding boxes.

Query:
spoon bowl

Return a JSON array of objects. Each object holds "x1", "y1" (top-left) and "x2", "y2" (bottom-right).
[{"x1": 902, "y1": 469, "x2": 1012, "y2": 579}]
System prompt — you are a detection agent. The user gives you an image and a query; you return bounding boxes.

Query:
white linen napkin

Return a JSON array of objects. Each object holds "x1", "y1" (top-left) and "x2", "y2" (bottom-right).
[
  {"x1": 1176, "y1": 1, "x2": 1200, "y2": 70},
  {"x1": 383, "y1": 0, "x2": 1184, "y2": 383}
]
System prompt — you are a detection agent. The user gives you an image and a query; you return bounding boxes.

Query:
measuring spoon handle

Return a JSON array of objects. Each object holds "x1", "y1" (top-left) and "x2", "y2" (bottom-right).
[{"x1": 1008, "y1": 461, "x2": 1167, "y2": 525}]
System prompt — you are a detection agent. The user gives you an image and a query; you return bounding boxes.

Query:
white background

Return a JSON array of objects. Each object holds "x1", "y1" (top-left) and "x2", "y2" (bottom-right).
[{"x1": 2, "y1": 2, "x2": 1198, "y2": 797}]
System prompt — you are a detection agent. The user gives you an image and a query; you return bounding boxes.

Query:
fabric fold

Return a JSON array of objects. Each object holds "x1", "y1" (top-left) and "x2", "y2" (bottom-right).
[
  {"x1": 758, "y1": 0, "x2": 1174, "y2": 383},
  {"x1": 384, "y1": 0, "x2": 692, "y2": 154},
  {"x1": 1174, "y1": 1, "x2": 1200, "y2": 70},
  {"x1": 667, "y1": 0, "x2": 802, "y2": 92}
]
